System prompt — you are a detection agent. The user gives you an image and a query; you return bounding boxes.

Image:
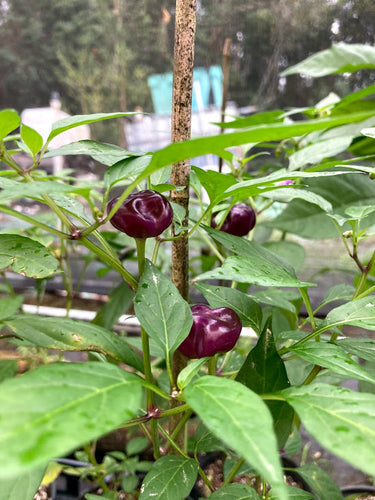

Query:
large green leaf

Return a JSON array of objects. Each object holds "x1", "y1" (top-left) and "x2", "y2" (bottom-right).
[
  {"x1": 0, "y1": 178, "x2": 77, "y2": 203},
  {"x1": 44, "y1": 139, "x2": 139, "y2": 166},
  {"x1": 197, "y1": 229, "x2": 314, "y2": 288},
  {"x1": 139, "y1": 456, "x2": 197, "y2": 500},
  {"x1": 46, "y1": 112, "x2": 138, "y2": 144},
  {"x1": 325, "y1": 296, "x2": 375, "y2": 330},
  {"x1": 0, "y1": 362, "x2": 142, "y2": 478},
  {"x1": 185, "y1": 376, "x2": 288, "y2": 500},
  {"x1": 134, "y1": 261, "x2": 193, "y2": 356},
  {"x1": 288, "y1": 136, "x2": 353, "y2": 171},
  {"x1": 209, "y1": 483, "x2": 261, "y2": 499},
  {"x1": 194, "y1": 282, "x2": 262, "y2": 333},
  {"x1": 281, "y1": 43, "x2": 375, "y2": 77},
  {"x1": 289, "y1": 341, "x2": 375, "y2": 385},
  {"x1": 145, "y1": 111, "x2": 375, "y2": 175},
  {"x1": 261, "y1": 188, "x2": 332, "y2": 214},
  {"x1": 268, "y1": 173, "x2": 375, "y2": 238},
  {"x1": 236, "y1": 324, "x2": 293, "y2": 448},
  {"x1": 281, "y1": 383, "x2": 375, "y2": 476},
  {"x1": 292, "y1": 464, "x2": 344, "y2": 500},
  {"x1": 0, "y1": 466, "x2": 46, "y2": 500},
  {"x1": 336, "y1": 338, "x2": 375, "y2": 362},
  {"x1": 0, "y1": 109, "x2": 20, "y2": 140},
  {"x1": 5, "y1": 315, "x2": 143, "y2": 372},
  {"x1": 0, "y1": 234, "x2": 58, "y2": 278}
]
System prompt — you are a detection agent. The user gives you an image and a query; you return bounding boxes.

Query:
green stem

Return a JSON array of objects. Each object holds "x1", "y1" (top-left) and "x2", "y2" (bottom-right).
[
  {"x1": 135, "y1": 237, "x2": 161, "y2": 459},
  {"x1": 302, "y1": 365, "x2": 322, "y2": 385},
  {"x1": 207, "y1": 356, "x2": 216, "y2": 376},
  {"x1": 299, "y1": 287, "x2": 316, "y2": 331},
  {"x1": 353, "y1": 250, "x2": 375, "y2": 299},
  {"x1": 0, "y1": 205, "x2": 71, "y2": 239},
  {"x1": 222, "y1": 456, "x2": 245, "y2": 486},
  {"x1": 80, "y1": 236, "x2": 138, "y2": 290}
]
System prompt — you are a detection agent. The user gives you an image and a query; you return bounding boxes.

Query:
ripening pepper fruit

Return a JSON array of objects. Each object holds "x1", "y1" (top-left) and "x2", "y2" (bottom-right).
[
  {"x1": 107, "y1": 189, "x2": 173, "y2": 238},
  {"x1": 211, "y1": 203, "x2": 256, "y2": 237},
  {"x1": 178, "y1": 304, "x2": 242, "y2": 359}
]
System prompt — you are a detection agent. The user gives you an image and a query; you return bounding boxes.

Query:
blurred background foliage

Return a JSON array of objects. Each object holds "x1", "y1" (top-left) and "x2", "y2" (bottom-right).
[{"x1": 1, "y1": 0, "x2": 375, "y2": 143}]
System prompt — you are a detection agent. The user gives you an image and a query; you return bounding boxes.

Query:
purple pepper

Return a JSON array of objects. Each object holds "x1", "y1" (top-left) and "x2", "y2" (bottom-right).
[
  {"x1": 107, "y1": 189, "x2": 173, "y2": 238},
  {"x1": 178, "y1": 304, "x2": 242, "y2": 359},
  {"x1": 212, "y1": 203, "x2": 256, "y2": 237}
]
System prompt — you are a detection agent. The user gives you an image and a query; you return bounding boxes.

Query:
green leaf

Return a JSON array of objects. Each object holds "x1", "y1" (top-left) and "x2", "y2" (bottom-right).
[
  {"x1": 268, "y1": 173, "x2": 375, "y2": 238},
  {"x1": 281, "y1": 383, "x2": 375, "y2": 477},
  {"x1": 318, "y1": 284, "x2": 355, "y2": 310},
  {"x1": 0, "y1": 234, "x2": 58, "y2": 278},
  {"x1": 209, "y1": 483, "x2": 262, "y2": 499},
  {"x1": 126, "y1": 436, "x2": 150, "y2": 457},
  {"x1": 325, "y1": 296, "x2": 375, "y2": 330},
  {"x1": 0, "y1": 362, "x2": 142, "y2": 478},
  {"x1": 189, "y1": 422, "x2": 225, "y2": 454},
  {"x1": 261, "y1": 188, "x2": 332, "y2": 214},
  {"x1": 281, "y1": 43, "x2": 375, "y2": 77},
  {"x1": 145, "y1": 111, "x2": 375, "y2": 176},
  {"x1": 197, "y1": 229, "x2": 314, "y2": 288},
  {"x1": 236, "y1": 323, "x2": 293, "y2": 448},
  {"x1": 5, "y1": 315, "x2": 143, "y2": 372},
  {"x1": 139, "y1": 456, "x2": 197, "y2": 500},
  {"x1": 44, "y1": 140, "x2": 139, "y2": 166},
  {"x1": 192, "y1": 167, "x2": 237, "y2": 204},
  {"x1": 262, "y1": 241, "x2": 305, "y2": 273},
  {"x1": 48, "y1": 193, "x2": 88, "y2": 220},
  {"x1": 185, "y1": 376, "x2": 288, "y2": 500},
  {"x1": 0, "y1": 178, "x2": 76, "y2": 203},
  {"x1": 335, "y1": 338, "x2": 375, "y2": 362},
  {"x1": 0, "y1": 109, "x2": 20, "y2": 140},
  {"x1": 46, "y1": 112, "x2": 138, "y2": 145},
  {"x1": 0, "y1": 295, "x2": 24, "y2": 321},
  {"x1": 293, "y1": 464, "x2": 344, "y2": 500},
  {"x1": 20, "y1": 124, "x2": 43, "y2": 157},
  {"x1": 134, "y1": 260, "x2": 193, "y2": 356},
  {"x1": 194, "y1": 282, "x2": 262, "y2": 333},
  {"x1": 267, "y1": 485, "x2": 314, "y2": 500},
  {"x1": 177, "y1": 357, "x2": 208, "y2": 391},
  {"x1": 248, "y1": 290, "x2": 300, "y2": 314},
  {"x1": 289, "y1": 136, "x2": 353, "y2": 171},
  {"x1": 92, "y1": 281, "x2": 134, "y2": 331},
  {"x1": 0, "y1": 466, "x2": 46, "y2": 500},
  {"x1": 104, "y1": 154, "x2": 152, "y2": 189},
  {"x1": 289, "y1": 341, "x2": 375, "y2": 385},
  {"x1": 217, "y1": 109, "x2": 284, "y2": 130}
]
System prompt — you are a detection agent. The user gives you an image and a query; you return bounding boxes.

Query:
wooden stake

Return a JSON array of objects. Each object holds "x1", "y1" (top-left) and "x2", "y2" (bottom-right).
[{"x1": 169, "y1": 0, "x2": 197, "y2": 447}]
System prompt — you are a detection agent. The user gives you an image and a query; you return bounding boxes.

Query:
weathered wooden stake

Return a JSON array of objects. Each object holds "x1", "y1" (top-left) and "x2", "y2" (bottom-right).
[{"x1": 169, "y1": 0, "x2": 197, "y2": 444}]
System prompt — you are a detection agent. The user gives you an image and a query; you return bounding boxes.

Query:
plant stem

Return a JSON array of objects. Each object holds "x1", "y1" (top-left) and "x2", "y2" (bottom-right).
[
  {"x1": 299, "y1": 287, "x2": 316, "y2": 331},
  {"x1": 80, "y1": 236, "x2": 138, "y2": 290},
  {"x1": 222, "y1": 456, "x2": 245, "y2": 486},
  {"x1": 135, "y1": 238, "x2": 161, "y2": 459}
]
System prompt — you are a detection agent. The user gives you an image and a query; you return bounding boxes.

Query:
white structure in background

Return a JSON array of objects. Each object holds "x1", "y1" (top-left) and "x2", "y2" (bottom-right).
[{"x1": 21, "y1": 92, "x2": 90, "y2": 174}]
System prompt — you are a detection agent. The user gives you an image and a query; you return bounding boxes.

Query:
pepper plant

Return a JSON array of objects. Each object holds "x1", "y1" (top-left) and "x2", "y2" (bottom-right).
[{"x1": 0, "y1": 43, "x2": 375, "y2": 500}]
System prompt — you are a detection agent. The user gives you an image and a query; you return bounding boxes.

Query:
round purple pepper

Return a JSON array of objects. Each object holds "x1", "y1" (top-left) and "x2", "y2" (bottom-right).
[
  {"x1": 107, "y1": 189, "x2": 173, "y2": 239},
  {"x1": 212, "y1": 203, "x2": 256, "y2": 237},
  {"x1": 178, "y1": 304, "x2": 242, "y2": 359}
]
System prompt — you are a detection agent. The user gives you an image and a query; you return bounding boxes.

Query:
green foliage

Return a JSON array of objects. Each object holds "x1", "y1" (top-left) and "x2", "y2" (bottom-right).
[{"x1": 0, "y1": 43, "x2": 375, "y2": 499}]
